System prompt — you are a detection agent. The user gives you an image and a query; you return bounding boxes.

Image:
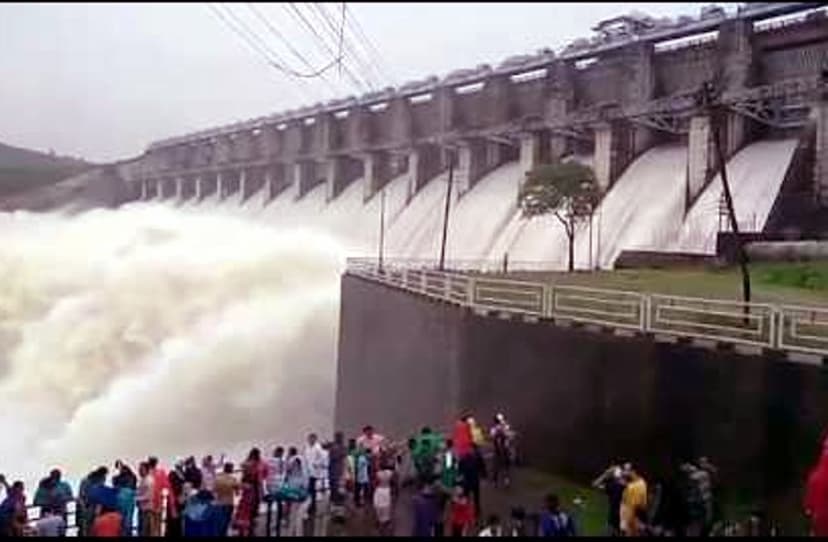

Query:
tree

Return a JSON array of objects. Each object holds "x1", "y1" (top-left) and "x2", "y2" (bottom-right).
[{"x1": 519, "y1": 161, "x2": 600, "y2": 272}]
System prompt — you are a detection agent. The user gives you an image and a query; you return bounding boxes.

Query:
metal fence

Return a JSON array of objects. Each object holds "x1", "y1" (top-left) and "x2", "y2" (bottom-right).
[{"x1": 347, "y1": 257, "x2": 828, "y2": 357}]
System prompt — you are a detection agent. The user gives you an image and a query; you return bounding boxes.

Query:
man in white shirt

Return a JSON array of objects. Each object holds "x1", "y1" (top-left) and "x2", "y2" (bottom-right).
[
  {"x1": 303, "y1": 433, "x2": 328, "y2": 518},
  {"x1": 35, "y1": 509, "x2": 66, "y2": 537}
]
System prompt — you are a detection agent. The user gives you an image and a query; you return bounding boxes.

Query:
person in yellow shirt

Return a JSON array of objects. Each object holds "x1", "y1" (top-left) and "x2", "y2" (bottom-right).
[
  {"x1": 468, "y1": 417, "x2": 486, "y2": 447},
  {"x1": 620, "y1": 465, "x2": 648, "y2": 536}
]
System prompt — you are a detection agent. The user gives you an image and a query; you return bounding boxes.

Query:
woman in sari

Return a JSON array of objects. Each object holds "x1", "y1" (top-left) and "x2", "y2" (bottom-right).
[{"x1": 234, "y1": 448, "x2": 268, "y2": 537}]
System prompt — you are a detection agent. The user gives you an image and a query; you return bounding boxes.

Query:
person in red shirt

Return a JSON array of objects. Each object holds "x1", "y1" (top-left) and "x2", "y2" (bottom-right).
[
  {"x1": 805, "y1": 435, "x2": 828, "y2": 536},
  {"x1": 91, "y1": 507, "x2": 123, "y2": 537},
  {"x1": 449, "y1": 486, "x2": 475, "y2": 537},
  {"x1": 452, "y1": 415, "x2": 473, "y2": 459},
  {"x1": 147, "y1": 456, "x2": 169, "y2": 537}
]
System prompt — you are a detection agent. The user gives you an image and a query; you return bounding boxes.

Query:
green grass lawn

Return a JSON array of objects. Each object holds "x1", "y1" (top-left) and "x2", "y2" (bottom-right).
[{"x1": 476, "y1": 262, "x2": 828, "y2": 307}]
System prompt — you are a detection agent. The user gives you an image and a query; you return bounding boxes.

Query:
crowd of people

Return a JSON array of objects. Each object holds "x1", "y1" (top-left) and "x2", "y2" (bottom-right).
[
  {"x1": 590, "y1": 458, "x2": 721, "y2": 537},
  {"x1": 5, "y1": 413, "x2": 828, "y2": 537},
  {"x1": 0, "y1": 412, "x2": 526, "y2": 538}
]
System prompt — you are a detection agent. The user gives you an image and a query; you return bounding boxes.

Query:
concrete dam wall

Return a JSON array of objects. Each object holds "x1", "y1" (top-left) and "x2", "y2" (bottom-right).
[{"x1": 335, "y1": 273, "x2": 828, "y2": 498}]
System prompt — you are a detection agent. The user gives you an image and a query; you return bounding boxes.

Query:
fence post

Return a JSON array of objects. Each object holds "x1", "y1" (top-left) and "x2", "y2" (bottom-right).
[
  {"x1": 644, "y1": 295, "x2": 650, "y2": 333},
  {"x1": 641, "y1": 294, "x2": 648, "y2": 332},
  {"x1": 467, "y1": 277, "x2": 476, "y2": 306},
  {"x1": 547, "y1": 285, "x2": 555, "y2": 320},
  {"x1": 774, "y1": 307, "x2": 782, "y2": 350},
  {"x1": 444, "y1": 272, "x2": 452, "y2": 300},
  {"x1": 421, "y1": 270, "x2": 427, "y2": 294}
]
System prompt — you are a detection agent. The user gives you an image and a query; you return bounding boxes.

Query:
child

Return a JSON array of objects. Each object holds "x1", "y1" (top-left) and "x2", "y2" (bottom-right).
[
  {"x1": 373, "y1": 467, "x2": 394, "y2": 535},
  {"x1": 355, "y1": 449, "x2": 371, "y2": 507},
  {"x1": 449, "y1": 486, "x2": 475, "y2": 537}
]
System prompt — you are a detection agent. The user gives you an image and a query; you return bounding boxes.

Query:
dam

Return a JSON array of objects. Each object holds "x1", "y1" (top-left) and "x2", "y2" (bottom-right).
[{"x1": 8, "y1": 1, "x2": 828, "y2": 270}]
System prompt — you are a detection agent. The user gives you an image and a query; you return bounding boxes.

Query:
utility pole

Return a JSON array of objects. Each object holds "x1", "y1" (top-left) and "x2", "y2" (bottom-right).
[
  {"x1": 588, "y1": 211, "x2": 594, "y2": 271},
  {"x1": 438, "y1": 147, "x2": 455, "y2": 271},
  {"x1": 378, "y1": 186, "x2": 386, "y2": 271},
  {"x1": 702, "y1": 80, "x2": 752, "y2": 313}
]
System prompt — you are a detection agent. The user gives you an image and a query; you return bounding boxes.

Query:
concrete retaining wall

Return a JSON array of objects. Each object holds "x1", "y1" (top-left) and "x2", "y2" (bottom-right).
[{"x1": 335, "y1": 273, "x2": 828, "y2": 498}]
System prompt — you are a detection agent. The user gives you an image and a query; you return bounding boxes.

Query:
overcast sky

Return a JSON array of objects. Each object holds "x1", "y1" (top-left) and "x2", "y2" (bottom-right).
[{"x1": 0, "y1": 2, "x2": 738, "y2": 163}]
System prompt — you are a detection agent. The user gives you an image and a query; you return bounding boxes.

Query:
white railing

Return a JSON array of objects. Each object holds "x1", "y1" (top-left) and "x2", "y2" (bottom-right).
[
  {"x1": 346, "y1": 258, "x2": 828, "y2": 357},
  {"x1": 552, "y1": 285, "x2": 646, "y2": 331},
  {"x1": 778, "y1": 305, "x2": 828, "y2": 355},
  {"x1": 649, "y1": 294, "x2": 776, "y2": 348}
]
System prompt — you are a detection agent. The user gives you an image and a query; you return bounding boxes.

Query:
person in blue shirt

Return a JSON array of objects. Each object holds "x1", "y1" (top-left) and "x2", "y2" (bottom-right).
[
  {"x1": 539, "y1": 493, "x2": 576, "y2": 537},
  {"x1": 183, "y1": 488, "x2": 223, "y2": 537}
]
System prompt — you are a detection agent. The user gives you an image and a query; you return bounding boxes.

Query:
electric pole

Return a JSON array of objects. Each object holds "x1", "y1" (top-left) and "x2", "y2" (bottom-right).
[
  {"x1": 438, "y1": 147, "x2": 455, "y2": 271},
  {"x1": 378, "y1": 185, "x2": 386, "y2": 271},
  {"x1": 701, "y1": 80, "x2": 752, "y2": 313}
]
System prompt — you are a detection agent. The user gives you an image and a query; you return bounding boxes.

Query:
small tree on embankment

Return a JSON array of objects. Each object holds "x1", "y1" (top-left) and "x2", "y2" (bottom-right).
[{"x1": 518, "y1": 161, "x2": 600, "y2": 272}]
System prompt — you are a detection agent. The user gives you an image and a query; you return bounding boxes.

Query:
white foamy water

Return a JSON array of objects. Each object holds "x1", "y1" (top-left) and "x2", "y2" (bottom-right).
[
  {"x1": 673, "y1": 138, "x2": 798, "y2": 254},
  {"x1": 0, "y1": 205, "x2": 344, "y2": 487}
]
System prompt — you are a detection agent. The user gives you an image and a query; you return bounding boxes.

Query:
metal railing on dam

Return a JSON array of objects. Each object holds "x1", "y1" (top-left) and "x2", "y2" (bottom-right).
[{"x1": 346, "y1": 257, "x2": 828, "y2": 359}]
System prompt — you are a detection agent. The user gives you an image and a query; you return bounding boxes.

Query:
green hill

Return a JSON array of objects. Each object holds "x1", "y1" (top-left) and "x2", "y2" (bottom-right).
[{"x1": 0, "y1": 142, "x2": 95, "y2": 196}]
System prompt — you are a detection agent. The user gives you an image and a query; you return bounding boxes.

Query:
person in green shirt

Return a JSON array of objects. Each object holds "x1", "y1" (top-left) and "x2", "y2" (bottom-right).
[{"x1": 439, "y1": 439, "x2": 459, "y2": 490}]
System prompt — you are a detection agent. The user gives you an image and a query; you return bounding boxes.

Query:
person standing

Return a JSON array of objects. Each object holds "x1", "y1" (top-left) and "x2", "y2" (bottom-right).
[
  {"x1": 283, "y1": 449, "x2": 310, "y2": 537},
  {"x1": 452, "y1": 416, "x2": 474, "y2": 459},
  {"x1": 806, "y1": 436, "x2": 828, "y2": 537},
  {"x1": 697, "y1": 456, "x2": 720, "y2": 534},
  {"x1": 264, "y1": 446, "x2": 286, "y2": 535},
  {"x1": 79, "y1": 467, "x2": 110, "y2": 537},
  {"x1": 147, "y1": 457, "x2": 169, "y2": 537},
  {"x1": 328, "y1": 432, "x2": 348, "y2": 506},
  {"x1": 357, "y1": 425, "x2": 387, "y2": 456},
  {"x1": 213, "y1": 462, "x2": 240, "y2": 537},
  {"x1": 620, "y1": 466, "x2": 648, "y2": 537},
  {"x1": 113, "y1": 462, "x2": 138, "y2": 537},
  {"x1": 136, "y1": 462, "x2": 154, "y2": 537},
  {"x1": 354, "y1": 448, "x2": 371, "y2": 507},
  {"x1": 166, "y1": 464, "x2": 185, "y2": 538},
  {"x1": 593, "y1": 464, "x2": 626, "y2": 536},
  {"x1": 439, "y1": 439, "x2": 459, "y2": 494},
  {"x1": 539, "y1": 494, "x2": 576, "y2": 537},
  {"x1": 681, "y1": 463, "x2": 712, "y2": 537},
  {"x1": 91, "y1": 505, "x2": 124, "y2": 537},
  {"x1": 0, "y1": 478, "x2": 27, "y2": 537},
  {"x1": 34, "y1": 469, "x2": 74, "y2": 522},
  {"x1": 412, "y1": 477, "x2": 441, "y2": 537},
  {"x1": 373, "y1": 467, "x2": 394, "y2": 535},
  {"x1": 234, "y1": 448, "x2": 268, "y2": 537},
  {"x1": 490, "y1": 415, "x2": 514, "y2": 489},
  {"x1": 449, "y1": 486, "x2": 476, "y2": 537},
  {"x1": 303, "y1": 433, "x2": 327, "y2": 517},
  {"x1": 459, "y1": 444, "x2": 487, "y2": 518}
]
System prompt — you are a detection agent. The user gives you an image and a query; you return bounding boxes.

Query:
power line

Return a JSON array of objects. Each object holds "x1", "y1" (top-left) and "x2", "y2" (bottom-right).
[
  {"x1": 245, "y1": 2, "x2": 341, "y2": 94},
  {"x1": 320, "y1": 2, "x2": 394, "y2": 87},
  {"x1": 219, "y1": 3, "x2": 334, "y2": 81},
  {"x1": 204, "y1": 3, "x2": 304, "y2": 102},
  {"x1": 342, "y1": 3, "x2": 397, "y2": 86},
  {"x1": 284, "y1": 2, "x2": 370, "y2": 93},
  {"x1": 309, "y1": 2, "x2": 384, "y2": 90},
  {"x1": 285, "y1": 2, "x2": 367, "y2": 92}
]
